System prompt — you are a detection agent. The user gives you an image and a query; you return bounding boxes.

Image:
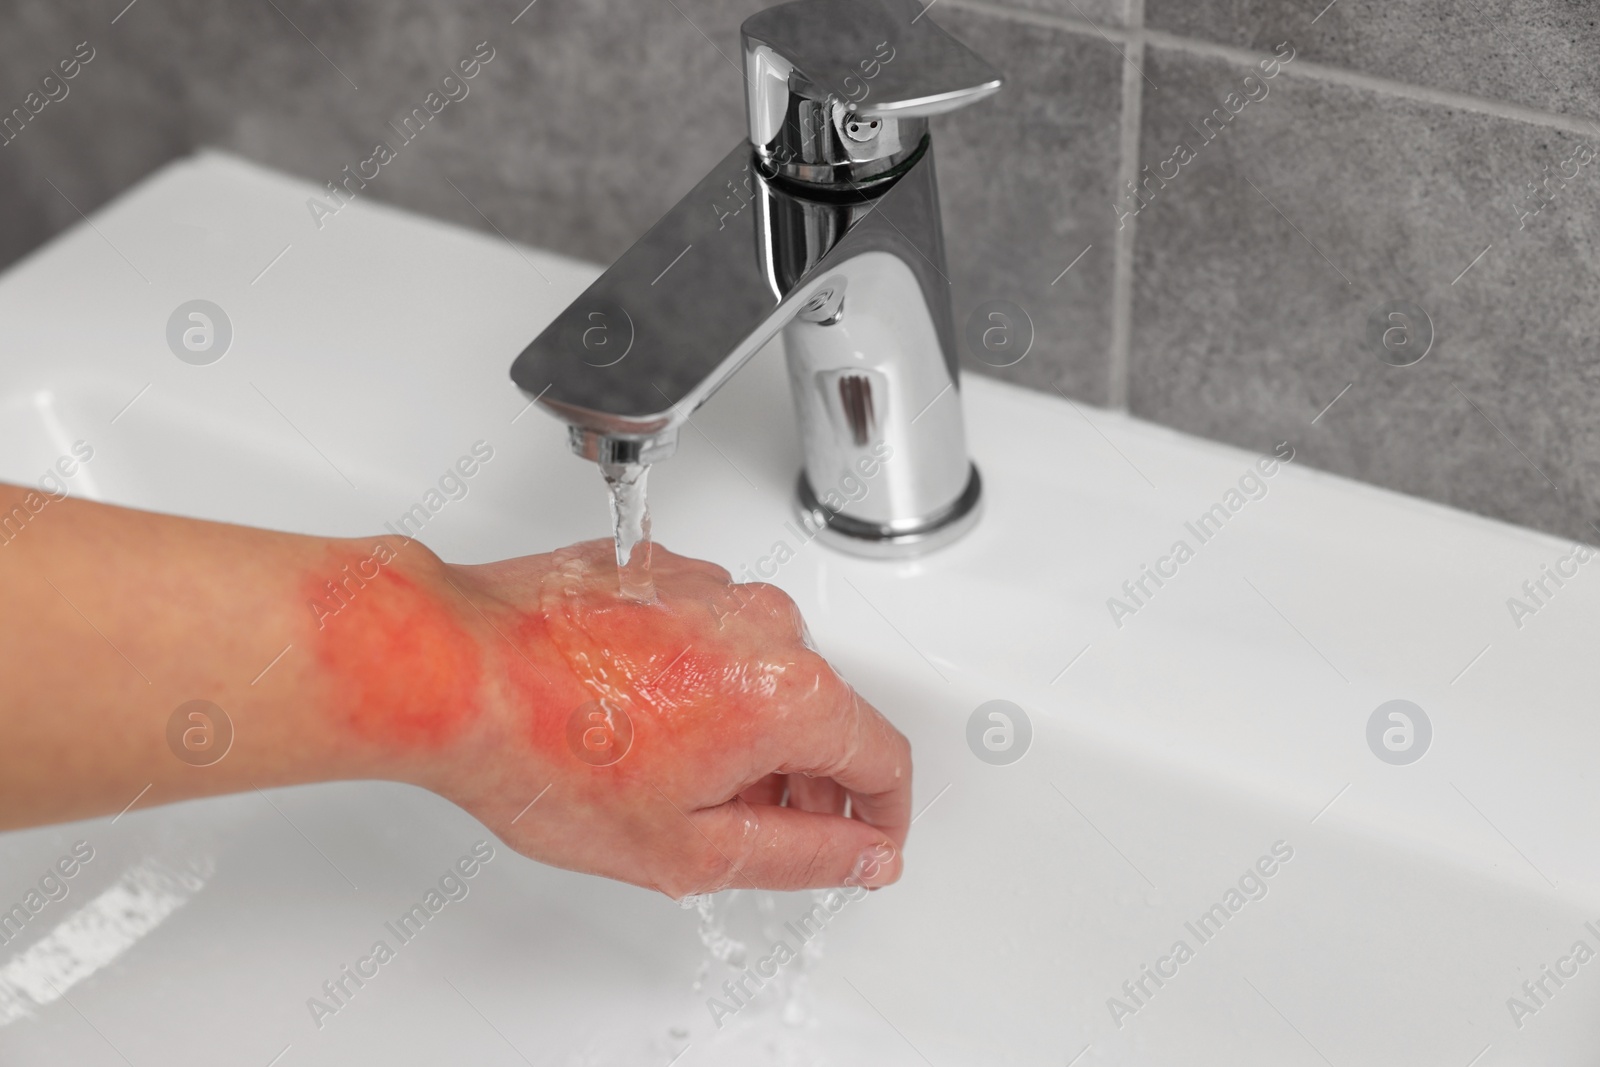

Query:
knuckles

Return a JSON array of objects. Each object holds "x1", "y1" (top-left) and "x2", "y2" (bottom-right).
[
  {"x1": 736, "y1": 580, "x2": 791, "y2": 613},
  {"x1": 728, "y1": 581, "x2": 809, "y2": 637}
]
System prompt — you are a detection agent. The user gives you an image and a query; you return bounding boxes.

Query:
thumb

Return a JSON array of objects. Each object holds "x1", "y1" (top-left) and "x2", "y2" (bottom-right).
[{"x1": 692, "y1": 802, "x2": 902, "y2": 893}]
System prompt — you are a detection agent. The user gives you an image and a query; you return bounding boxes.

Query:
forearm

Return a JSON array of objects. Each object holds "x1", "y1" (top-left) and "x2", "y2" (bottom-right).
[
  {"x1": 0, "y1": 487, "x2": 913, "y2": 892},
  {"x1": 0, "y1": 485, "x2": 476, "y2": 828}
]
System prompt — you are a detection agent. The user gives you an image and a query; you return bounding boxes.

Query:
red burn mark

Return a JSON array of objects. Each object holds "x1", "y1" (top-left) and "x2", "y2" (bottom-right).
[
  {"x1": 499, "y1": 596, "x2": 761, "y2": 779},
  {"x1": 304, "y1": 552, "x2": 482, "y2": 748},
  {"x1": 497, "y1": 609, "x2": 585, "y2": 758}
]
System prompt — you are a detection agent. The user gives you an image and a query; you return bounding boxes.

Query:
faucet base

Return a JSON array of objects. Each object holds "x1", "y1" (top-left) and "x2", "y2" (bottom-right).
[{"x1": 794, "y1": 464, "x2": 982, "y2": 559}]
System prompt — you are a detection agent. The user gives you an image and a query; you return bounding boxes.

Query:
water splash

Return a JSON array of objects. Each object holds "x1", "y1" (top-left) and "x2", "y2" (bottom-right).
[
  {"x1": 601, "y1": 461, "x2": 654, "y2": 602},
  {"x1": 682, "y1": 891, "x2": 749, "y2": 994},
  {"x1": 679, "y1": 890, "x2": 831, "y2": 1034}
]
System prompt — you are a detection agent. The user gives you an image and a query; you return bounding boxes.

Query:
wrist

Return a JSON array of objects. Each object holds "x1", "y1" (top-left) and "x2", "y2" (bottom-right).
[
  {"x1": 380, "y1": 547, "x2": 578, "y2": 803},
  {"x1": 298, "y1": 534, "x2": 488, "y2": 787}
]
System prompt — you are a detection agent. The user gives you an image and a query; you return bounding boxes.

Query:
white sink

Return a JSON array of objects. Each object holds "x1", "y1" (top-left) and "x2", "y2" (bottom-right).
[{"x1": 1, "y1": 153, "x2": 1597, "y2": 1066}]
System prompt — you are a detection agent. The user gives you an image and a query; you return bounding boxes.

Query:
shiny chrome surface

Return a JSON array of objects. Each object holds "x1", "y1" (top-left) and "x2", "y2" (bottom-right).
[
  {"x1": 509, "y1": 0, "x2": 1001, "y2": 557},
  {"x1": 743, "y1": 0, "x2": 1001, "y2": 185},
  {"x1": 796, "y1": 463, "x2": 983, "y2": 557}
]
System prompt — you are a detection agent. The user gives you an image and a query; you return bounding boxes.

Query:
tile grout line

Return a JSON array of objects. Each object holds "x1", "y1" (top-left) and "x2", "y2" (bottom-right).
[
  {"x1": 1104, "y1": 0, "x2": 1146, "y2": 412},
  {"x1": 1144, "y1": 29, "x2": 1600, "y2": 140},
  {"x1": 944, "y1": 0, "x2": 1600, "y2": 140},
  {"x1": 941, "y1": 1, "x2": 1134, "y2": 46}
]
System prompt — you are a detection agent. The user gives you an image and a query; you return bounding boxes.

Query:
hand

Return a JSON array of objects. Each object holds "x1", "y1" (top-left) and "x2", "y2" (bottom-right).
[{"x1": 416, "y1": 540, "x2": 912, "y2": 897}]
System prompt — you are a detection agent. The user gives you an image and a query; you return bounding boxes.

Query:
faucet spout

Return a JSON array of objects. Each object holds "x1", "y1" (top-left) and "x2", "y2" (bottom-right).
[{"x1": 511, "y1": 143, "x2": 823, "y2": 460}]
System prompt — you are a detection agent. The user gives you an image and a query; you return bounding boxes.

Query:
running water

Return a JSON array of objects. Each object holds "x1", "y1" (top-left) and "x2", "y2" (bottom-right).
[
  {"x1": 679, "y1": 890, "x2": 828, "y2": 1036},
  {"x1": 682, "y1": 891, "x2": 749, "y2": 986},
  {"x1": 601, "y1": 461, "x2": 655, "y2": 602}
]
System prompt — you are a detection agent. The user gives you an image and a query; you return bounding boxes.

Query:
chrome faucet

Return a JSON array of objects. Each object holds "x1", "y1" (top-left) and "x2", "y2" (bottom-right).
[{"x1": 510, "y1": 0, "x2": 1001, "y2": 556}]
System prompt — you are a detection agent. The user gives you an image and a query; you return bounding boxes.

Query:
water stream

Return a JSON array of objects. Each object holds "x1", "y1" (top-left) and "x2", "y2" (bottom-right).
[
  {"x1": 601, "y1": 461, "x2": 655, "y2": 602},
  {"x1": 679, "y1": 890, "x2": 828, "y2": 1036},
  {"x1": 599, "y1": 467, "x2": 839, "y2": 1060}
]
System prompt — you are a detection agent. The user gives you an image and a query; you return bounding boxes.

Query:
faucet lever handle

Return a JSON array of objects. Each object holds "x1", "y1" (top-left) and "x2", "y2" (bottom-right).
[{"x1": 742, "y1": 0, "x2": 1001, "y2": 181}]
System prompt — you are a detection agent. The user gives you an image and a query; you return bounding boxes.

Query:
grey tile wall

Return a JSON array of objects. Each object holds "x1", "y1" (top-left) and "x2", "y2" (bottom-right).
[
  {"x1": 0, "y1": 0, "x2": 1595, "y2": 541},
  {"x1": 986, "y1": 0, "x2": 1129, "y2": 26},
  {"x1": 0, "y1": 5, "x2": 195, "y2": 268},
  {"x1": 1127, "y1": 46, "x2": 1600, "y2": 542},
  {"x1": 937, "y1": 8, "x2": 1123, "y2": 400},
  {"x1": 1144, "y1": 0, "x2": 1600, "y2": 120}
]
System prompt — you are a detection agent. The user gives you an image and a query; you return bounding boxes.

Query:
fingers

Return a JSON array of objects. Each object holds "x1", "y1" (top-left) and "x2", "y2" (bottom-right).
[
  {"x1": 701, "y1": 580, "x2": 913, "y2": 847},
  {"x1": 738, "y1": 772, "x2": 786, "y2": 807},
  {"x1": 690, "y1": 801, "x2": 902, "y2": 892},
  {"x1": 738, "y1": 772, "x2": 849, "y2": 817},
  {"x1": 758, "y1": 663, "x2": 912, "y2": 847},
  {"x1": 786, "y1": 773, "x2": 847, "y2": 816}
]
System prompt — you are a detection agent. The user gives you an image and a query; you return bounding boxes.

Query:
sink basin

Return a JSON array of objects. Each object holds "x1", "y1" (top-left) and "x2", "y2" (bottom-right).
[{"x1": 1, "y1": 152, "x2": 1597, "y2": 1066}]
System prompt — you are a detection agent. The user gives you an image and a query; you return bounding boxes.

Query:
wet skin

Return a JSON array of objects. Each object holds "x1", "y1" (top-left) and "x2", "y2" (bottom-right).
[
  {"x1": 313, "y1": 539, "x2": 911, "y2": 896},
  {"x1": 0, "y1": 482, "x2": 911, "y2": 895}
]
